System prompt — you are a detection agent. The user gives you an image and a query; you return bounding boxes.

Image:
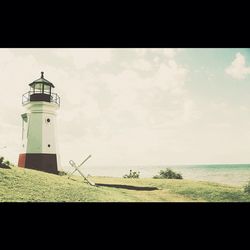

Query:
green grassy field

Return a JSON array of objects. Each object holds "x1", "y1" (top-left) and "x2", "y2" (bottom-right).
[{"x1": 0, "y1": 166, "x2": 249, "y2": 202}]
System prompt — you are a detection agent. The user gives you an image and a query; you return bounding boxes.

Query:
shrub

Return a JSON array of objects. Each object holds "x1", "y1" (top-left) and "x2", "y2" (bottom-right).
[
  {"x1": 58, "y1": 170, "x2": 68, "y2": 176},
  {"x1": 153, "y1": 168, "x2": 183, "y2": 179},
  {"x1": 244, "y1": 181, "x2": 250, "y2": 194},
  {"x1": 0, "y1": 157, "x2": 11, "y2": 169},
  {"x1": 123, "y1": 169, "x2": 140, "y2": 179}
]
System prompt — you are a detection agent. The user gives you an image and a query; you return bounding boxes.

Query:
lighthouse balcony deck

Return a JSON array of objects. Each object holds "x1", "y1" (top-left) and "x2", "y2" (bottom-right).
[{"x1": 22, "y1": 91, "x2": 60, "y2": 106}]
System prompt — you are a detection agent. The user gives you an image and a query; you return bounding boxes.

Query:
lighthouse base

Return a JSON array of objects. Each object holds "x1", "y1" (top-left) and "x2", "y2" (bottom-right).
[{"x1": 18, "y1": 153, "x2": 58, "y2": 174}]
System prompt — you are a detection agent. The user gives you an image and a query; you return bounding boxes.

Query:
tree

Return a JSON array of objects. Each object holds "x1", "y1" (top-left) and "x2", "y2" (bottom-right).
[
  {"x1": 123, "y1": 169, "x2": 140, "y2": 178},
  {"x1": 153, "y1": 168, "x2": 183, "y2": 179},
  {"x1": 244, "y1": 181, "x2": 250, "y2": 194}
]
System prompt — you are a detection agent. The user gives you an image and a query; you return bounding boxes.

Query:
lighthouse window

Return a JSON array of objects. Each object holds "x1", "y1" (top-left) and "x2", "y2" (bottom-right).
[
  {"x1": 48, "y1": 144, "x2": 51, "y2": 147},
  {"x1": 47, "y1": 118, "x2": 50, "y2": 123}
]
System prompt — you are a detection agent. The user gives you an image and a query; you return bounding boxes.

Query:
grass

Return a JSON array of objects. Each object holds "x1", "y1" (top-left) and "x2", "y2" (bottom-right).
[{"x1": 0, "y1": 166, "x2": 249, "y2": 202}]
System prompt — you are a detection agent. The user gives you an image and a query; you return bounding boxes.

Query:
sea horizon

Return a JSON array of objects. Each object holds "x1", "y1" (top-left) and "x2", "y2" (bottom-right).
[{"x1": 62, "y1": 163, "x2": 250, "y2": 187}]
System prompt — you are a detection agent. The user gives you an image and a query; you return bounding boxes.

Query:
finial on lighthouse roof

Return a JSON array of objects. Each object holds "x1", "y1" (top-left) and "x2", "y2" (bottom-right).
[{"x1": 41, "y1": 71, "x2": 44, "y2": 78}]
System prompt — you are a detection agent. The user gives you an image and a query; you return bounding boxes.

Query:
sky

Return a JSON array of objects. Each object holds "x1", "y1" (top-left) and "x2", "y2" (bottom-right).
[{"x1": 1, "y1": 48, "x2": 250, "y2": 171}]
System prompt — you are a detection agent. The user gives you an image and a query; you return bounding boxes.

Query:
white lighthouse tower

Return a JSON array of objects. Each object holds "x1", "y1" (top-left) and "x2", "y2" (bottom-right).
[{"x1": 18, "y1": 72, "x2": 60, "y2": 174}]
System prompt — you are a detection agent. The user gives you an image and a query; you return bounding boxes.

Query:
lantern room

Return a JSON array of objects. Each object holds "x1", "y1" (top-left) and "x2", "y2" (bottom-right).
[{"x1": 22, "y1": 72, "x2": 60, "y2": 105}]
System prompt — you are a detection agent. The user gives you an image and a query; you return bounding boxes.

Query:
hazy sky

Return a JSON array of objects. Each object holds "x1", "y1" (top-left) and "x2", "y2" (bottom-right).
[{"x1": 1, "y1": 48, "x2": 250, "y2": 170}]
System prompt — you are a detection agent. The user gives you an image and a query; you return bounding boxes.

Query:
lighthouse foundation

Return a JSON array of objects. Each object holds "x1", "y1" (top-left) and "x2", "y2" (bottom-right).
[{"x1": 18, "y1": 153, "x2": 58, "y2": 174}]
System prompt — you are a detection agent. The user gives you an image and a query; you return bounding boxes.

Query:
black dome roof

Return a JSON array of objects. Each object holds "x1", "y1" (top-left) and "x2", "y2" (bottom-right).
[{"x1": 29, "y1": 72, "x2": 55, "y2": 88}]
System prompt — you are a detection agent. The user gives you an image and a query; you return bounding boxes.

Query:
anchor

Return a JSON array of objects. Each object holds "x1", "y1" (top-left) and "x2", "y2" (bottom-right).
[{"x1": 68, "y1": 155, "x2": 95, "y2": 186}]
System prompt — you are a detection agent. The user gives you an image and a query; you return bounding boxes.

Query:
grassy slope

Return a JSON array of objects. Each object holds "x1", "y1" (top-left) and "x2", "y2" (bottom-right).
[{"x1": 0, "y1": 167, "x2": 249, "y2": 202}]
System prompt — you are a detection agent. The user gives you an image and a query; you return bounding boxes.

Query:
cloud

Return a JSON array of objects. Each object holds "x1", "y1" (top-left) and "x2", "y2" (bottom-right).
[
  {"x1": 239, "y1": 105, "x2": 249, "y2": 113},
  {"x1": 225, "y1": 52, "x2": 250, "y2": 80},
  {"x1": 121, "y1": 59, "x2": 152, "y2": 71},
  {"x1": 134, "y1": 48, "x2": 181, "y2": 59},
  {"x1": 54, "y1": 48, "x2": 112, "y2": 69},
  {"x1": 162, "y1": 48, "x2": 178, "y2": 58},
  {"x1": 56, "y1": 51, "x2": 195, "y2": 166}
]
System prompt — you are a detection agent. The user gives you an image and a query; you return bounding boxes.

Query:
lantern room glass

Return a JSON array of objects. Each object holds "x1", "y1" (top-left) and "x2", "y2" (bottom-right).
[
  {"x1": 30, "y1": 83, "x2": 51, "y2": 94},
  {"x1": 44, "y1": 84, "x2": 51, "y2": 94}
]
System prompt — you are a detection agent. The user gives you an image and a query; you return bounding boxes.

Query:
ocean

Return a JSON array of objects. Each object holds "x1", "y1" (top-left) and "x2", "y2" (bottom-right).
[{"x1": 64, "y1": 164, "x2": 250, "y2": 187}]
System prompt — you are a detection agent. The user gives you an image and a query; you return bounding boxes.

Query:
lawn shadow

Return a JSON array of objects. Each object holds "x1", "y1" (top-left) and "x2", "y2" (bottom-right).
[{"x1": 95, "y1": 183, "x2": 159, "y2": 191}]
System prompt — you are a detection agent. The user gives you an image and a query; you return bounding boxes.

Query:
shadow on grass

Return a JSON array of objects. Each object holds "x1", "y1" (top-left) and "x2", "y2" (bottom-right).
[
  {"x1": 95, "y1": 183, "x2": 159, "y2": 191},
  {"x1": 0, "y1": 165, "x2": 11, "y2": 169}
]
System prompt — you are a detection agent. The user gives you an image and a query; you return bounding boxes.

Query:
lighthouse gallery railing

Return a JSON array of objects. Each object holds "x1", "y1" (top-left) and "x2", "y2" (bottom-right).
[{"x1": 22, "y1": 91, "x2": 60, "y2": 106}]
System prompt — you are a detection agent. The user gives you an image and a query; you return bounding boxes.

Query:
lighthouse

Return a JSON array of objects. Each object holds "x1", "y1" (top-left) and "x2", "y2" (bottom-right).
[{"x1": 18, "y1": 72, "x2": 60, "y2": 174}]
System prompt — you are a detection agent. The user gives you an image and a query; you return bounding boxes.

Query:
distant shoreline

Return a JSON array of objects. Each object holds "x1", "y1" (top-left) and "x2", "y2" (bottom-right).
[{"x1": 61, "y1": 163, "x2": 250, "y2": 187}]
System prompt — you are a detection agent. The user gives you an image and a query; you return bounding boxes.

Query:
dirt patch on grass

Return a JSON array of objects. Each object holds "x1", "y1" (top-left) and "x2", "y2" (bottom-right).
[{"x1": 95, "y1": 183, "x2": 159, "y2": 191}]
